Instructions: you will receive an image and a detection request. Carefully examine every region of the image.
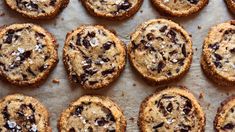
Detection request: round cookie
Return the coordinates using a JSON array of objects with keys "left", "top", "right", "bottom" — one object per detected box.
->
[
  {"left": 214, "top": 96, "right": 235, "bottom": 131},
  {"left": 151, "top": 0, "right": 208, "bottom": 17},
  {"left": 0, "top": 23, "right": 58, "bottom": 86},
  {"left": 58, "top": 95, "right": 126, "bottom": 132},
  {"left": 63, "top": 25, "right": 126, "bottom": 89},
  {"left": 201, "top": 21, "right": 235, "bottom": 86},
  {"left": 138, "top": 86, "right": 205, "bottom": 131},
  {"left": 0, "top": 94, "right": 51, "bottom": 132},
  {"left": 128, "top": 19, "right": 193, "bottom": 85},
  {"left": 80, "top": 0, "right": 143, "bottom": 20},
  {"left": 5, "top": 0, "right": 69, "bottom": 19},
  {"left": 225, "top": 0, "right": 235, "bottom": 14}
]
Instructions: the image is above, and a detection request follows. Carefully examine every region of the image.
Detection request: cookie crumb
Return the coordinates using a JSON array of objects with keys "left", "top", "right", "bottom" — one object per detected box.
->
[
  {"left": 189, "top": 34, "right": 192, "bottom": 37},
  {"left": 140, "top": 10, "right": 143, "bottom": 13},
  {"left": 199, "top": 92, "right": 204, "bottom": 99},
  {"left": 121, "top": 91, "right": 125, "bottom": 97},
  {"left": 133, "top": 83, "right": 136, "bottom": 87},
  {"left": 129, "top": 117, "right": 135, "bottom": 122},
  {"left": 197, "top": 26, "right": 202, "bottom": 30},
  {"left": 195, "top": 48, "right": 198, "bottom": 51},
  {"left": 52, "top": 79, "right": 60, "bottom": 84}
]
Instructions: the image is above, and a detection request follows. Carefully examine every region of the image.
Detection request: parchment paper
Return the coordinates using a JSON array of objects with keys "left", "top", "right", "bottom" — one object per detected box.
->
[{"left": 0, "top": 0, "right": 234, "bottom": 131}]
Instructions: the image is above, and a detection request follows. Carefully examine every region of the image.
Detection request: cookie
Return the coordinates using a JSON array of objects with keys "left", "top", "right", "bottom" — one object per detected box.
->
[
  {"left": 0, "top": 94, "right": 51, "bottom": 132},
  {"left": 225, "top": 0, "right": 235, "bottom": 14},
  {"left": 128, "top": 19, "right": 193, "bottom": 85},
  {"left": 151, "top": 0, "right": 208, "bottom": 17},
  {"left": 5, "top": 0, "right": 69, "bottom": 19},
  {"left": 201, "top": 21, "right": 235, "bottom": 86},
  {"left": 80, "top": 0, "right": 143, "bottom": 20},
  {"left": 0, "top": 23, "right": 58, "bottom": 86},
  {"left": 214, "top": 96, "right": 235, "bottom": 131},
  {"left": 58, "top": 95, "right": 126, "bottom": 132},
  {"left": 63, "top": 25, "right": 126, "bottom": 89},
  {"left": 138, "top": 86, "right": 205, "bottom": 131}
]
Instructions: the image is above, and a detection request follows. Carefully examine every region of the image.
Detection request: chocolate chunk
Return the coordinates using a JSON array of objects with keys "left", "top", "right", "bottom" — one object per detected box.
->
[
  {"left": 167, "top": 29, "right": 177, "bottom": 43},
  {"left": 131, "top": 41, "right": 139, "bottom": 50},
  {"left": 182, "top": 44, "right": 187, "bottom": 57},
  {"left": 71, "top": 74, "right": 79, "bottom": 83},
  {"left": 103, "top": 41, "right": 114, "bottom": 50},
  {"left": 179, "top": 124, "right": 191, "bottom": 132},
  {"left": 153, "top": 122, "right": 164, "bottom": 129},
  {"left": 107, "top": 130, "right": 115, "bottom": 132},
  {"left": 107, "top": 112, "right": 116, "bottom": 122},
  {"left": 166, "top": 102, "right": 173, "bottom": 113},
  {"left": 69, "top": 128, "right": 76, "bottom": 132},
  {"left": 183, "top": 100, "right": 192, "bottom": 115},
  {"left": 157, "top": 61, "right": 165, "bottom": 73},
  {"left": 76, "top": 34, "right": 82, "bottom": 46},
  {"left": 230, "top": 48, "right": 235, "bottom": 53},
  {"left": 27, "top": 68, "right": 36, "bottom": 76},
  {"left": 214, "top": 61, "right": 223, "bottom": 68},
  {"left": 95, "top": 117, "right": 108, "bottom": 126},
  {"left": 82, "top": 39, "right": 91, "bottom": 49},
  {"left": 188, "top": 0, "right": 199, "bottom": 4},
  {"left": 223, "top": 123, "right": 235, "bottom": 130},
  {"left": 28, "top": 1, "right": 39, "bottom": 10},
  {"left": 87, "top": 127, "right": 93, "bottom": 132},
  {"left": 102, "top": 68, "right": 115, "bottom": 76},
  {"left": 74, "top": 105, "right": 84, "bottom": 115},
  {"left": 159, "top": 26, "right": 167, "bottom": 32},
  {"left": 39, "top": 64, "right": 48, "bottom": 72},
  {"left": 50, "top": 0, "right": 57, "bottom": 6},
  {"left": 88, "top": 31, "right": 96, "bottom": 38},
  {"left": 89, "top": 81, "right": 98, "bottom": 85},
  {"left": 214, "top": 53, "right": 223, "bottom": 61},
  {"left": 35, "top": 32, "right": 45, "bottom": 38},
  {"left": 4, "top": 29, "right": 15, "bottom": 44},
  {"left": 28, "top": 115, "right": 36, "bottom": 124},
  {"left": 117, "top": 1, "right": 132, "bottom": 11},
  {"left": 209, "top": 42, "right": 219, "bottom": 51},
  {"left": 2, "top": 106, "right": 10, "bottom": 120},
  {"left": 20, "top": 51, "right": 32, "bottom": 62},
  {"left": 147, "top": 33, "right": 155, "bottom": 41}
]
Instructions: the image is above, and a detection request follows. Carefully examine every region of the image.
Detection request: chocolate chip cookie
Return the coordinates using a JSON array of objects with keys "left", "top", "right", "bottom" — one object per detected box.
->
[
  {"left": 128, "top": 19, "right": 193, "bottom": 85},
  {"left": 63, "top": 25, "right": 126, "bottom": 89},
  {"left": 201, "top": 21, "right": 235, "bottom": 86},
  {"left": 225, "top": 0, "right": 235, "bottom": 14},
  {"left": 0, "top": 23, "right": 58, "bottom": 86},
  {"left": 214, "top": 96, "right": 235, "bottom": 131},
  {"left": 0, "top": 94, "right": 51, "bottom": 132},
  {"left": 151, "top": 0, "right": 208, "bottom": 17},
  {"left": 138, "top": 86, "right": 205, "bottom": 132},
  {"left": 58, "top": 95, "right": 126, "bottom": 132},
  {"left": 5, "top": 0, "right": 69, "bottom": 19},
  {"left": 80, "top": 0, "right": 143, "bottom": 20}
]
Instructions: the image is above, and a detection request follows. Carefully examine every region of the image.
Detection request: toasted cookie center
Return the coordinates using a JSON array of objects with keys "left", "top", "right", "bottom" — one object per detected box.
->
[
  {"left": 86, "top": 0, "right": 138, "bottom": 15},
  {"left": 66, "top": 27, "right": 124, "bottom": 86},
  {"left": 130, "top": 23, "right": 189, "bottom": 80},
  {"left": 145, "top": 94, "right": 201, "bottom": 131},
  {"left": 208, "top": 29, "right": 235, "bottom": 79},
  {"left": 7, "top": 0, "right": 59, "bottom": 14},
  {"left": 0, "top": 26, "right": 53, "bottom": 81},
  {"left": 0, "top": 100, "right": 47, "bottom": 131},
  {"left": 160, "top": 0, "right": 199, "bottom": 11},
  {"left": 66, "top": 102, "right": 116, "bottom": 131}
]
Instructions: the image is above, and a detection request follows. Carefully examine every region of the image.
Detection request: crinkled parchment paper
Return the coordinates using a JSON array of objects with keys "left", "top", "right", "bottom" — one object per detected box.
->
[{"left": 0, "top": 0, "right": 234, "bottom": 131}]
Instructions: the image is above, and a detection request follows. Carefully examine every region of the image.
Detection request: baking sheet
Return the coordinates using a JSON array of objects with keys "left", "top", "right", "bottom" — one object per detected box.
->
[{"left": 0, "top": 0, "right": 234, "bottom": 131}]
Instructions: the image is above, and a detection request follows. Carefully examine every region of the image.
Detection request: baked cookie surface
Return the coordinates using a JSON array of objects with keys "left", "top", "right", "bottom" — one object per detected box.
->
[
  {"left": 63, "top": 25, "right": 126, "bottom": 89},
  {"left": 128, "top": 19, "right": 193, "bottom": 85},
  {"left": 0, "top": 94, "right": 51, "bottom": 132},
  {"left": 151, "top": 0, "right": 208, "bottom": 17},
  {"left": 58, "top": 95, "right": 126, "bottom": 132},
  {"left": 225, "top": 0, "right": 235, "bottom": 14},
  {"left": 5, "top": 0, "right": 69, "bottom": 19},
  {"left": 201, "top": 21, "right": 235, "bottom": 86},
  {"left": 0, "top": 23, "right": 58, "bottom": 86},
  {"left": 214, "top": 96, "right": 235, "bottom": 131},
  {"left": 81, "top": 0, "right": 143, "bottom": 20},
  {"left": 139, "top": 86, "right": 205, "bottom": 132}
]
